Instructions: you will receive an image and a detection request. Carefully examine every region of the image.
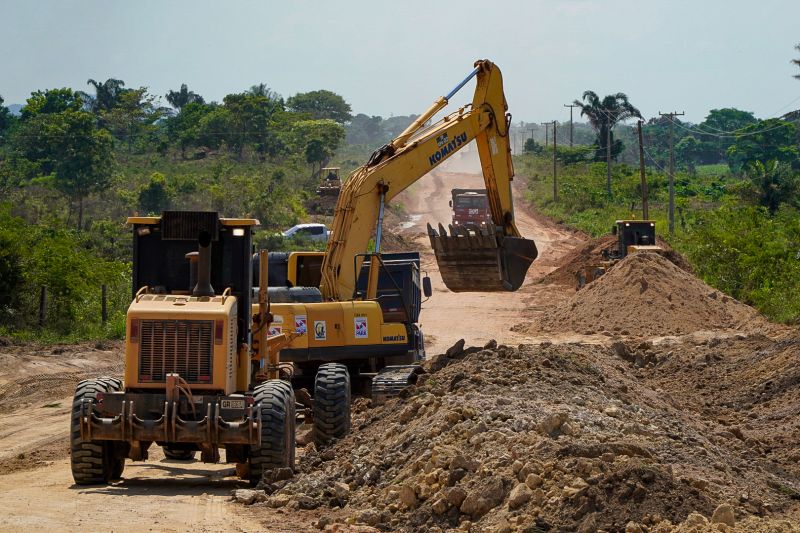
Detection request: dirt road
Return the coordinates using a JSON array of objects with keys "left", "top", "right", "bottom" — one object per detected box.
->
[
  {"left": 0, "top": 146, "right": 588, "bottom": 532},
  {"left": 393, "top": 144, "right": 586, "bottom": 353}
]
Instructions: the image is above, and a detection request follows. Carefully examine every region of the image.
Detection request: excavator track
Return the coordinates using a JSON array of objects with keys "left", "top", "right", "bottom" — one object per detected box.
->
[{"left": 371, "top": 365, "right": 425, "bottom": 405}]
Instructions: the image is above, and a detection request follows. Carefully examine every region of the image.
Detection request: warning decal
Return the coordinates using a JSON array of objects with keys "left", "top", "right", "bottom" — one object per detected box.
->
[
  {"left": 354, "top": 316, "right": 368, "bottom": 339},
  {"left": 295, "top": 315, "right": 307, "bottom": 335},
  {"left": 314, "top": 320, "right": 327, "bottom": 341}
]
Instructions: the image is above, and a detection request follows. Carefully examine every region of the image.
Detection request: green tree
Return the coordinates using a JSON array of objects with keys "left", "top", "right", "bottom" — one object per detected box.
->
[
  {"left": 793, "top": 43, "right": 800, "bottom": 80},
  {"left": 221, "top": 91, "right": 286, "bottom": 158},
  {"left": 675, "top": 135, "right": 703, "bottom": 174},
  {"left": 81, "top": 78, "right": 128, "bottom": 113},
  {"left": 0, "top": 213, "right": 23, "bottom": 323},
  {"left": 138, "top": 172, "right": 173, "bottom": 214},
  {"left": 15, "top": 90, "right": 114, "bottom": 229},
  {"left": 743, "top": 160, "right": 799, "bottom": 214},
  {"left": 165, "top": 101, "right": 216, "bottom": 157},
  {"left": 287, "top": 90, "right": 352, "bottom": 123},
  {"left": 287, "top": 119, "right": 345, "bottom": 174},
  {"left": 346, "top": 113, "right": 384, "bottom": 145},
  {"left": 573, "top": 91, "right": 642, "bottom": 195},
  {"left": 695, "top": 108, "right": 759, "bottom": 163},
  {"left": 20, "top": 88, "right": 83, "bottom": 119},
  {"left": 165, "top": 83, "right": 205, "bottom": 110},
  {"left": 523, "top": 137, "right": 544, "bottom": 155},
  {"left": 0, "top": 95, "right": 14, "bottom": 143},
  {"left": 727, "top": 119, "right": 799, "bottom": 171},
  {"left": 100, "top": 87, "right": 165, "bottom": 152}
]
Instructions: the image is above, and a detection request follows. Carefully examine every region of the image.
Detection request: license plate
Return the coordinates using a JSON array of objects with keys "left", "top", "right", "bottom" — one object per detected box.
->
[{"left": 221, "top": 399, "right": 245, "bottom": 409}]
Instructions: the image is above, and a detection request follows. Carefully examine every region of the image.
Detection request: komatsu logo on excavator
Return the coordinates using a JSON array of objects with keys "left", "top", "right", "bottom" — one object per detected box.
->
[{"left": 429, "top": 132, "right": 468, "bottom": 166}]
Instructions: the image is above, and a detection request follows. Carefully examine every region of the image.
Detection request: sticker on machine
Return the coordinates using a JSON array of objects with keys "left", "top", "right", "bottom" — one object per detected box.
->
[
  {"left": 272, "top": 314, "right": 283, "bottom": 324},
  {"left": 354, "top": 316, "right": 368, "bottom": 338},
  {"left": 268, "top": 326, "right": 282, "bottom": 336},
  {"left": 314, "top": 320, "right": 327, "bottom": 341},
  {"left": 294, "top": 315, "right": 307, "bottom": 335}
]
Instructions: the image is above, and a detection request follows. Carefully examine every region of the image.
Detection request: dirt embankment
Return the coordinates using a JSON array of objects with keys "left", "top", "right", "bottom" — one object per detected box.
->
[
  {"left": 543, "top": 235, "right": 693, "bottom": 288},
  {"left": 517, "top": 252, "right": 768, "bottom": 339},
  {"left": 246, "top": 335, "right": 800, "bottom": 532}
]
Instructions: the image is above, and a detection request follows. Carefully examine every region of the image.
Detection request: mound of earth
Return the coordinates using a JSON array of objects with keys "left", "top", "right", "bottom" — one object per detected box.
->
[
  {"left": 544, "top": 235, "right": 692, "bottom": 287},
  {"left": 251, "top": 339, "right": 800, "bottom": 531},
  {"left": 520, "top": 252, "right": 763, "bottom": 338}
]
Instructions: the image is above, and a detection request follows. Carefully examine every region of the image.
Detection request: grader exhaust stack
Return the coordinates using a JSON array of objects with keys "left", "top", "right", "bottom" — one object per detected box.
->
[{"left": 428, "top": 223, "right": 538, "bottom": 292}]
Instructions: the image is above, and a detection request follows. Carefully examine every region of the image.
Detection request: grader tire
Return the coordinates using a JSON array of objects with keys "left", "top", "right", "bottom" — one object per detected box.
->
[
  {"left": 248, "top": 380, "right": 295, "bottom": 485},
  {"left": 313, "top": 363, "right": 351, "bottom": 446},
  {"left": 70, "top": 377, "right": 122, "bottom": 485}
]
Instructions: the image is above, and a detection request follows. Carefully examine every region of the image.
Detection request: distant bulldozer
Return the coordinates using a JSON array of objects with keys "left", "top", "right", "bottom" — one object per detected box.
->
[
  {"left": 310, "top": 167, "right": 342, "bottom": 215},
  {"left": 576, "top": 220, "right": 663, "bottom": 288}
]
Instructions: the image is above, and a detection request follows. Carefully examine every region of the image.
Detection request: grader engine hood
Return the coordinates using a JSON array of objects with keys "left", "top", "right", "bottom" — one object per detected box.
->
[{"left": 125, "top": 294, "right": 237, "bottom": 391}]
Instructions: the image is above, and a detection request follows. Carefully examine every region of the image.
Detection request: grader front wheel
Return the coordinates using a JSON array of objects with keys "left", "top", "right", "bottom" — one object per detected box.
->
[{"left": 70, "top": 377, "right": 123, "bottom": 485}]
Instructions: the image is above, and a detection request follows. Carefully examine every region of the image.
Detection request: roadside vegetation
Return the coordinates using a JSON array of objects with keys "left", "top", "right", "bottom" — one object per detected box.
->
[
  {"left": 518, "top": 95, "right": 800, "bottom": 323},
  {"left": 0, "top": 80, "right": 410, "bottom": 342}
]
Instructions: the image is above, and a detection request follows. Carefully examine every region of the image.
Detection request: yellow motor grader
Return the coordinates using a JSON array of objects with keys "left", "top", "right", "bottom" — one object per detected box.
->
[{"left": 70, "top": 211, "right": 319, "bottom": 485}]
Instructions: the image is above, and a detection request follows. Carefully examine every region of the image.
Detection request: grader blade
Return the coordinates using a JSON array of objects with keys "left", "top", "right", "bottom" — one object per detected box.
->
[{"left": 427, "top": 223, "right": 537, "bottom": 292}]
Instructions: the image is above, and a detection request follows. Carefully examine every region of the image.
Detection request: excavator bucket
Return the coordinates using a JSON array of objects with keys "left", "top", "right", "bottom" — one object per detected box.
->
[{"left": 427, "top": 223, "right": 537, "bottom": 292}]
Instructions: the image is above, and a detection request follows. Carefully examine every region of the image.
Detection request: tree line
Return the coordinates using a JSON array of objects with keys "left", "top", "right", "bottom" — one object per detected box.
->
[{"left": 0, "top": 80, "right": 353, "bottom": 229}]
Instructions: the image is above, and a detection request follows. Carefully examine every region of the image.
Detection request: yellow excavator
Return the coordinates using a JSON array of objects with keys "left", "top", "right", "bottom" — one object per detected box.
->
[{"left": 260, "top": 59, "right": 538, "bottom": 410}]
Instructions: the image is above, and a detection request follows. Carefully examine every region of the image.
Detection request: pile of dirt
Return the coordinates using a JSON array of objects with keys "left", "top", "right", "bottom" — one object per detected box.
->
[
  {"left": 520, "top": 253, "right": 764, "bottom": 338},
  {"left": 249, "top": 339, "right": 800, "bottom": 531},
  {"left": 544, "top": 235, "right": 693, "bottom": 288}
]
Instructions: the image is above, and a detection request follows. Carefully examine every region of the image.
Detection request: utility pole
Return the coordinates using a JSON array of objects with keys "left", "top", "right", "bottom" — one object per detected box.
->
[
  {"left": 563, "top": 104, "right": 578, "bottom": 147},
  {"left": 637, "top": 120, "right": 648, "bottom": 220},
  {"left": 552, "top": 120, "right": 558, "bottom": 202},
  {"left": 659, "top": 111, "right": 685, "bottom": 234},
  {"left": 540, "top": 122, "right": 550, "bottom": 147},
  {"left": 606, "top": 125, "right": 612, "bottom": 197}
]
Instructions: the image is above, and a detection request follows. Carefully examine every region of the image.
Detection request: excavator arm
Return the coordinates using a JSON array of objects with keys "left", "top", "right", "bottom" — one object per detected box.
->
[{"left": 320, "top": 60, "right": 537, "bottom": 301}]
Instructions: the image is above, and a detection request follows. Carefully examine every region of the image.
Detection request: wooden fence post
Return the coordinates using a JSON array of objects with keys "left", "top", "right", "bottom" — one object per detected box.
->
[
  {"left": 38, "top": 286, "right": 47, "bottom": 327},
  {"left": 101, "top": 284, "right": 108, "bottom": 324}
]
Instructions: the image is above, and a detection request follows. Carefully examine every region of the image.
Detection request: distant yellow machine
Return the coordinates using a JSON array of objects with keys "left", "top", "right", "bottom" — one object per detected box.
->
[{"left": 576, "top": 220, "right": 663, "bottom": 288}]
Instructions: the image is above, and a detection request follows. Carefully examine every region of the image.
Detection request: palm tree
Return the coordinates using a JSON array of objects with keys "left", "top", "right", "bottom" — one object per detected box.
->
[
  {"left": 165, "top": 83, "right": 205, "bottom": 110},
  {"left": 573, "top": 91, "right": 642, "bottom": 196},
  {"left": 79, "top": 78, "right": 127, "bottom": 114}
]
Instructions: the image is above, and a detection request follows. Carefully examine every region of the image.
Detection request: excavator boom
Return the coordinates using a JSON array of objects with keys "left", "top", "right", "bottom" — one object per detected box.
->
[{"left": 320, "top": 60, "right": 537, "bottom": 300}]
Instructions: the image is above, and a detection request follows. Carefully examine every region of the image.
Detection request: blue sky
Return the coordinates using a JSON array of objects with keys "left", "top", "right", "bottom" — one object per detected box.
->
[{"left": 2, "top": 0, "right": 799, "bottom": 123}]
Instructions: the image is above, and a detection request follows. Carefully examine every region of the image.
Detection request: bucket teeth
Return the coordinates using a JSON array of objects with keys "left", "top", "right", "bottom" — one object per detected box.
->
[{"left": 427, "top": 223, "right": 537, "bottom": 292}]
